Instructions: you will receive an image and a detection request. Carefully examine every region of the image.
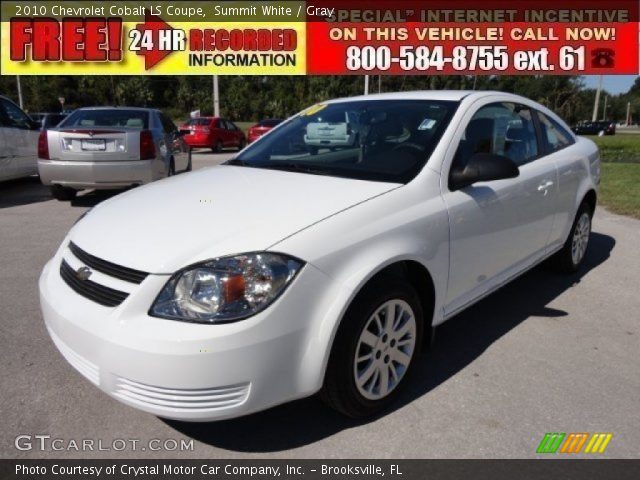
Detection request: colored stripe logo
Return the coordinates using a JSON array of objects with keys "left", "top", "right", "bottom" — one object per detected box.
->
[{"left": 537, "top": 433, "right": 613, "bottom": 454}]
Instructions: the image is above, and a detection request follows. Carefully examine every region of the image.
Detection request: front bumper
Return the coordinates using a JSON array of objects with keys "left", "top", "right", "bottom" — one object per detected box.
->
[
  {"left": 39, "top": 245, "right": 338, "bottom": 421},
  {"left": 38, "top": 159, "right": 164, "bottom": 189}
]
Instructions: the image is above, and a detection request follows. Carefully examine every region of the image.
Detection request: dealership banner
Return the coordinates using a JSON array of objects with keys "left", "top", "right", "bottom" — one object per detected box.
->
[{"left": 0, "top": 0, "right": 638, "bottom": 75}]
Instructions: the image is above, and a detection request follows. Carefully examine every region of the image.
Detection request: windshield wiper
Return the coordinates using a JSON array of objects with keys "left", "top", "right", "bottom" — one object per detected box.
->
[
  {"left": 258, "top": 162, "right": 332, "bottom": 176},
  {"left": 223, "top": 158, "right": 250, "bottom": 166}
]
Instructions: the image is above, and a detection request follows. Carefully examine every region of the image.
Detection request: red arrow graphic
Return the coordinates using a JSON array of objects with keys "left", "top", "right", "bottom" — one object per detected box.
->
[{"left": 133, "top": 14, "right": 175, "bottom": 70}]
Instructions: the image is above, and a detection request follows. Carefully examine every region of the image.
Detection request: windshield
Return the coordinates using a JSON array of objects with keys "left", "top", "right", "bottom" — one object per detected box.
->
[
  {"left": 61, "top": 109, "right": 149, "bottom": 129},
  {"left": 232, "top": 100, "right": 458, "bottom": 183}
]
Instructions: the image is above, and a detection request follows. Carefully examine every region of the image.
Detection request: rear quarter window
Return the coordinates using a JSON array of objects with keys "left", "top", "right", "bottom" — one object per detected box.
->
[{"left": 537, "top": 112, "right": 574, "bottom": 153}]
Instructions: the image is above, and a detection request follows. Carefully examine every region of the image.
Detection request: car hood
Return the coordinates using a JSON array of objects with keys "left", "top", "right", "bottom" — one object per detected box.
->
[{"left": 70, "top": 165, "right": 399, "bottom": 273}]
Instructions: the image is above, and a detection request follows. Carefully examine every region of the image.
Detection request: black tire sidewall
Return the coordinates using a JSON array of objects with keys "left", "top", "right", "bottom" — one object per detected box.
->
[
  {"left": 51, "top": 185, "right": 76, "bottom": 201},
  {"left": 555, "top": 202, "right": 592, "bottom": 273},
  {"left": 325, "top": 277, "right": 424, "bottom": 417}
]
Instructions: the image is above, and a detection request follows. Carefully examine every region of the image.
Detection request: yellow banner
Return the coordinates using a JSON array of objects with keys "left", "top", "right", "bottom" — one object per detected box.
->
[{"left": 0, "top": 1, "right": 306, "bottom": 75}]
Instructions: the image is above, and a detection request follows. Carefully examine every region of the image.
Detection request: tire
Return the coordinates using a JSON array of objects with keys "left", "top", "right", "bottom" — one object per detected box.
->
[
  {"left": 321, "top": 276, "right": 424, "bottom": 418},
  {"left": 50, "top": 185, "right": 77, "bottom": 201},
  {"left": 238, "top": 139, "right": 246, "bottom": 151},
  {"left": 551, "top": 202, "right": 592, "bottom": 273},
  {"left": 212, "top": 141, "right": 222, "bottom": 153}
]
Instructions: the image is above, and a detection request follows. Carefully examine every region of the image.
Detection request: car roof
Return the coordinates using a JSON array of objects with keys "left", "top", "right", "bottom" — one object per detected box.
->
[{"left": 324, "top": 90, "right": 527, "bottom": 104}]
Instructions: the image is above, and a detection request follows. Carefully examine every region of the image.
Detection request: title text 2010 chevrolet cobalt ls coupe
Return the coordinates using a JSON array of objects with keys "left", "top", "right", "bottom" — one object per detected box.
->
[{"left": 40, "top": 91, "right": 599, "bottom": 420}]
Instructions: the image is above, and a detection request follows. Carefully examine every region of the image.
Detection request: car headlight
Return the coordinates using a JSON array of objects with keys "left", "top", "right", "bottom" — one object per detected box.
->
[{"left": 149, "top": 252, "right": 304, "bottom": 324}]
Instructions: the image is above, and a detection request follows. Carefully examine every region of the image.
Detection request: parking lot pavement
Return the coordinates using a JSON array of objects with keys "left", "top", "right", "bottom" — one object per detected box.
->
[{"left": 1, "top": 153, "right": 639, "bottom": 459}]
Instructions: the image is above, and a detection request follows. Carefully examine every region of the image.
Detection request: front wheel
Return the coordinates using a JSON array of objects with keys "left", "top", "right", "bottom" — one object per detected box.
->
[
  {"left": 551, "top": 203, "right": 592, "bottom": 273},
  {"left": 321, "top": 277, "right": 423, "bottom": 418}
]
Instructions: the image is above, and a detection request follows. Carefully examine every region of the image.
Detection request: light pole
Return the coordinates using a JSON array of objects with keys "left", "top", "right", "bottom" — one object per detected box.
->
[
  {"left": 364, "top": 75, "right": 369, "bottom": 95},
  {"left": 212, "top": 75, "right": 220, "bottom": 117},
  {"left": 591, "top": 75, "right": 603, "bottom": 122},
  {"left": 16, "top": 76, "right": 23, "bottom": 109}
]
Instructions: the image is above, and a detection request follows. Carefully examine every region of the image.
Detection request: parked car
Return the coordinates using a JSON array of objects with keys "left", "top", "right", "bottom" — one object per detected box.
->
[
  {"left": 304, "top": 111, "right": 359, "bottom": 154},
  {"left": 572, "top": 121, "right": 616, "bottom": 136},
  {"left": 38, "top": 107, "right": 191, "bottom": 201},
  {"left": 180, "top": 117, "right": 246, "bottom": 152},
  {"left": 40, "top": 91, "right": 599, "bottom": 421},
  {"left": 0, "top": 95, "right": 40, "bottom": 182},
  {"left": 247, "top": 118, "right": 283, "bottom": 143},
  {"left": 29, "top": 112, "right": 69, "bottom": 130}
]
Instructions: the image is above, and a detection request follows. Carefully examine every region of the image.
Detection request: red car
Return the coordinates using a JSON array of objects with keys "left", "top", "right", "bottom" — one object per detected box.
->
[
  {"left": 247, "top": 118, "right": 283, "bottom": 143},
  {"left": 180, "top": 117, "right": 246, "bottom": 152}
]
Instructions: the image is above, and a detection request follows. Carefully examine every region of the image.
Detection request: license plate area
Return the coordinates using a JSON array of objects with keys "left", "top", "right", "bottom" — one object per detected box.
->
[{"left": 81, "top": 139, "right": 106, "bottom": 151}]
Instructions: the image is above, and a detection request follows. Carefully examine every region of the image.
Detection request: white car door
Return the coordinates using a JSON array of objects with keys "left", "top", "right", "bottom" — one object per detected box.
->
[
  {"left": 0, "top": 97, "right": 39, "bottom": 180},
  {"left": 442, "top": 101, "right": 558, "bottom": 317}
]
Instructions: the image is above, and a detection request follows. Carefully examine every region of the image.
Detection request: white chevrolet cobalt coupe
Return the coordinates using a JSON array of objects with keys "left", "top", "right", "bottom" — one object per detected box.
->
[{"left": 40, "top": 91, "right": 600, "bottom": 420}]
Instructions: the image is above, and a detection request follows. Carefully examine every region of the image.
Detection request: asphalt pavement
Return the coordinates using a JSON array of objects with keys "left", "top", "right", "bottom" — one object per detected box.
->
[{"left": 1, "top": 150, "right": 639, "bottom": 458}]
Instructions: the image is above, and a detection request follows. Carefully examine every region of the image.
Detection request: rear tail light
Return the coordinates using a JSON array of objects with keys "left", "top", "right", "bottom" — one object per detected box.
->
[
  {"left": 139, "top": 130, "right": 156, "bottom": 160},
  {"left": 38, "top": 130, "right": 49, "bottom": 159}
]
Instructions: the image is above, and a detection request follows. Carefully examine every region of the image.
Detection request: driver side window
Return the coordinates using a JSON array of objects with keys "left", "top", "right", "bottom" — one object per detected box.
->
[
  {"left": 453, "top": 102, "right": 539, "bottom": 170},
  {"left": 1, "top": 98, "right": 32, "bottom": 129}
]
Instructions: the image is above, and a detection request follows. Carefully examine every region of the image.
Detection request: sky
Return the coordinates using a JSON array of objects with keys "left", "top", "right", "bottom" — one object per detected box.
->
[{"left": 583, "top": 75, "right": 638, "bottom": 94}]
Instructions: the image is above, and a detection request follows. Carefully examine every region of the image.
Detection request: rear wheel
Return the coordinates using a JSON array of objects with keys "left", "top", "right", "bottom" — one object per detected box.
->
[
  {"left": 212, "top": 141, "right": 222, "bottom": 153},
  {"left": 238, "top": 139, "right": 246, "bottom": 151},
  {"left": 50, "top": 185, "right": 77, "bottom": 201},
  {"left": 321, "top": 277, "right": 423, "bottom": 418},
  {"left": 551, "top": 202, "right": 592, "bottom": 273}
]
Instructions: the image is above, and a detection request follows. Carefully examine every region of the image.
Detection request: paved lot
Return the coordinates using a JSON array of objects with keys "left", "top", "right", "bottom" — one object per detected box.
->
[{"left": 1, "top": 151, "right": 639, "bottom": 459}]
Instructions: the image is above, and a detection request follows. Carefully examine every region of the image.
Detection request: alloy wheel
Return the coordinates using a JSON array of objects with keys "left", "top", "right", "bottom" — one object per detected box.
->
[
  {"left": 353, "top": 299, "right": 417, "bottom": 400},
  {"left": 571, "top": 212, "right": 591, "bottom": 266}
]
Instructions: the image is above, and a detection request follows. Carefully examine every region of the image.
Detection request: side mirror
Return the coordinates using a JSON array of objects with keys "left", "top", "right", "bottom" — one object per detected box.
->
[{"left": 450, "top": 153, "right": 519, "bottom": 191}]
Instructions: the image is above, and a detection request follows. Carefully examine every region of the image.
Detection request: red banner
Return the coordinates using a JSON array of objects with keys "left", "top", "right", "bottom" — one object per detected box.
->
[{"left": 306, "top": 0, "right": 639, "bottom": 74}]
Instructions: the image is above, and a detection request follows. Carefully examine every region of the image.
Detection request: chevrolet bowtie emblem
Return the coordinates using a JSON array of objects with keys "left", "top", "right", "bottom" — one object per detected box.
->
[{"left": 76, "top": 266, "right": 92, "bottom": 281}]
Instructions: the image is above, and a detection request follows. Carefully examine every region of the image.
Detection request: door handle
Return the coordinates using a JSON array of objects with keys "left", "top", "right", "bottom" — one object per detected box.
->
[{"left": 537, "top": 181, "right": 554, "bottom": 191}]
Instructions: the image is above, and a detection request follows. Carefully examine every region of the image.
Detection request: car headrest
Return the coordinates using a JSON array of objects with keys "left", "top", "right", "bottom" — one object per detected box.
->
[
  {"left": 506, "top": 125, "right": 527, "bottom": 141},
  {"left": 465, "top": 118, "right": 494, "bottom": 153}
]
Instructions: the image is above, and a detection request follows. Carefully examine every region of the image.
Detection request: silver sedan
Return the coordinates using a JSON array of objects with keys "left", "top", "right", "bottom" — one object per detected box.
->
[{"left": 38, "top": 107, "right": 191, "bottom": 201}]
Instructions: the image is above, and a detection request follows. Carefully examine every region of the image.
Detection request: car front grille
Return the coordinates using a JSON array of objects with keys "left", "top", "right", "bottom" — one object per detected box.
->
[
  {"left": 69, "top": 241, "right": 149, "bottom": 284},
  {"left": 60, "top": 259, "right": 129, "bottom": 307}
]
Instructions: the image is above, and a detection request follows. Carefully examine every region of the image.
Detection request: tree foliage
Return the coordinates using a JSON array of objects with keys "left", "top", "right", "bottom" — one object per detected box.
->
[{"left": 1, "top": 75, "right": 638, "bottom": 124}]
